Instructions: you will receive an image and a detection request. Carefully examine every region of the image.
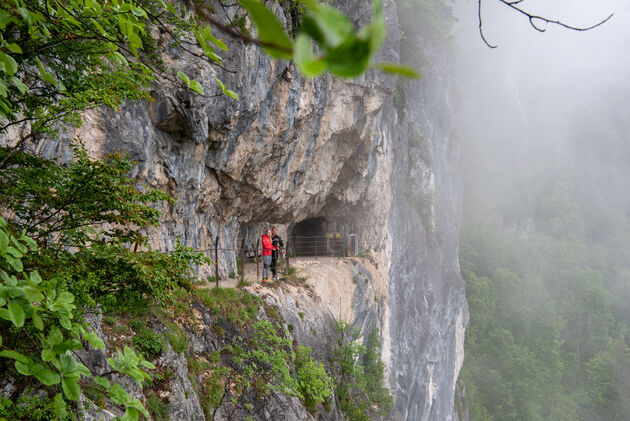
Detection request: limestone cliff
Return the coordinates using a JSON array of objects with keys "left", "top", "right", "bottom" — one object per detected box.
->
[{"left": 0, "top": 0, "right": 467, "bottom": 420}]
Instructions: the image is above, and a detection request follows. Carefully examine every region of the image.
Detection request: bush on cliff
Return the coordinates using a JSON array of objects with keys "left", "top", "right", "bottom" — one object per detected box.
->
[
  {"left": 331, "top": 321, "right": 394, "bottom": 420},
  {"left": 0, "top": 144, "right": 209, "bottom": 311}
]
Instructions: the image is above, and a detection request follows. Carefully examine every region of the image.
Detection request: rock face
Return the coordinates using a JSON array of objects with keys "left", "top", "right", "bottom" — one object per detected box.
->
[{"left": 0, "top": 1, "right": 467, "bottom": 419}]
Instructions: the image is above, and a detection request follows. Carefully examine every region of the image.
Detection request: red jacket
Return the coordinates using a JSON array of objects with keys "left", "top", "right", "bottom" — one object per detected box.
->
[{"left": 262, "top": 234, "right": 275, "bottom": 256}]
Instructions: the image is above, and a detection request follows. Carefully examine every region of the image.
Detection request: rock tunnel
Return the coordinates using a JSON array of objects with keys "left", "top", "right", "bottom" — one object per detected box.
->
[{"left": 289, "top": 217, "right": 348, "bottom": 257}]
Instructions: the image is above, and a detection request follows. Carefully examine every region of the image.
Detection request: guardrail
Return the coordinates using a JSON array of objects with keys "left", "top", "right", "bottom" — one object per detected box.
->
[{"left": 140, "top": 233, "right": 356, "bottom": 285}]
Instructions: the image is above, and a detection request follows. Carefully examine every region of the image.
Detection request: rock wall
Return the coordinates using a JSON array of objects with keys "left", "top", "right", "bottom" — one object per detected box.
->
[{"left": 0, "top": 1, "right": 467, "bottom": 419}]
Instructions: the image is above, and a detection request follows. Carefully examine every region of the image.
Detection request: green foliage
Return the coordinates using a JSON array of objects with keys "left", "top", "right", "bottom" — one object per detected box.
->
[
  {"left": 0, "top": 145, "right": 209, "bottom": 312},
  {"left": 197, "top": 287, "right": 261, "bottom": 325},
  {"left": 240, "top": 0, "right": 416, "bottom": 79},
  {"left": 331, "top": 321, "right": 393, "bottom": 420},
  {"left": 0, "top": 0, "right": 236, "bottom": 132},
  {"left": 0, "top": 144, "right": 167, "bottom": 252},
  {"left": 146, "top": 393, "right": 170, "bottom": 421},
  {"left": 0, "top": 0, "right": 413, "bottom": 139},
  {"left": 0, "top": 392, "right": 67, "bottom": 421},
  {"left": 164, "top": 328, "right": 188, "bottom": 353},
  {"left": 132, "top": 328, "right": 167, "bottom": 359},
  {"left": 295, "top": 345, "right": 334, "bottom": 413},
  {"left": 460, "top": 171, "right": 630, "bottom": 421},
  {"left": 0, "top": 218, "right": 153, "bottom": 420}
]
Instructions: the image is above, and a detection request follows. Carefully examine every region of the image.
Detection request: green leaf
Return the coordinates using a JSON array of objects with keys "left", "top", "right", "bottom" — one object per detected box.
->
[
  {"left": 5, "top": 246, "right": 23, "bottom": 258},
  {"left": 239, "top": 0, "right": 292, "bottom": 59},
  {"left": 0, "top": 51, "right": 18, "bottom": 76},
  {"left": 122, "top": 406, "right": 140, "bottom": 421},
  {"left": 20, "top": 235, "right": 37, "bottom": 251},
  {"left": 62, "top": 376, "right": 81, "bottom": 400},
  {"left": 15, "top": 360, "right": 32, "bottom": 376},
  {"left": 294, "top": 34, "right": 326, "bottom": 79},
  {"left": 32, "top": 312, "right": 44, "bottom": 330},
  {"left": 215, "top": 77, "right": 226, "bottom": 91},
  {"left": 360, "top": 0, "right": 386, "bottom": 53},
  {"left": 0, "top": 230, "right": 8, "bottom": 249},
  {"left": 177, "top": 71, "right": 190, "bottom": 85},
  {"left": 0, "top": 333, "right": 2, "bottom": 347},
  {"left": 112, "top": 51, "right": 129, "bottom": 66},
  {"left": 10, "top": 236, "right": 27, "bottom": 254},
  {"left": 94, "top": 376, "right": 111, "bottom": 389},
  {"left": 6, "top": 255, "right": 23, "bottom": 272},
  {"left": 110, "top": 383, "right": 129, "bottom": 405},
  {"left": 373, "top": 62, "right": 421, "bottom": 78},
  {"left": 188, "top": 80, "right": 204, "bottom": 95},
  {"left": 42, "top": 347, "right": 56, "bottom": 362},
  {"left": 324, "top": 38, "right": 371, "bottom": 78},
  {"left": 32, "top": 363, "right": 61, "bottom": 385},
  {"left": 53, "top": 393, "right": 67, "bottom": 419},
  {"left": 29, "top": 271, "right": 43, "bottom": 286},
  {"left": 0, "top": 308, "right": 9, "bottom": 321},
  {"left": 56, "top": 292, "right": 74, "bottom": 305},
  {"left": 5, "top": 43, "right": 22, "bottom": 54},
  {"left": 301, "top": 0, "right": 354, "bottom": 49},
  {"left": 202, "top": 26, "right": 228, "bottom": 51},
  {"left": 0, "top": 78, "right": 7, "bottom": 97},
  {"left": 48, "top": 326, "right": 64, "bottom": 346},
  {"left": 215, "top": 78, "right": 239, "bottom": 99},
  {"left": 36, "top": 57, "right": 57, "bottom": 86},
  {"left": 84, "top": 332, "right": 106, "bottom": 350},
  {"left": 7, "top": 300, "right": 25, "bottom": 327},
  {"left": 225, "top": 89, "right": 239, "bottom": 100},
  {"left": 25, "top": 287, "right": 44, "bottom": 303},
  {"left": 139, "top": 360, "right": 155, "bottom": 369}
]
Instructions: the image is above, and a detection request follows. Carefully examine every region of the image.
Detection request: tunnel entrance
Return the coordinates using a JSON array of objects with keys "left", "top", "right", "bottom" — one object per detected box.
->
[{"left": 289, "top": 217, "right": 347, "bottom": 257}]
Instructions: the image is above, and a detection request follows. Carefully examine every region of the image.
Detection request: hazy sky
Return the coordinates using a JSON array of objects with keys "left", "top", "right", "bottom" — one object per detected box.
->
[
  {"left": 453, "top": 0, "right": 630, "bottom": 115},
  {"left": 451, "top": 0, "right": 630, "bottom": 214}
]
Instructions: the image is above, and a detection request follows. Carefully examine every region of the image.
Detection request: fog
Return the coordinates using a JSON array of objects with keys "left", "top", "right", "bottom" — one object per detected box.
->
[
  {"left": 451, "top": 1, "right": 630, "bottom": 419},
  {"left": 453, "top": 0, "right": 630, "bottom": 215}
]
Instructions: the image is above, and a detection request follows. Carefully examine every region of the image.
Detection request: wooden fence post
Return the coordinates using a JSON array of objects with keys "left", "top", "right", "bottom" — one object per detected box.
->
[
  {"left": 240, "top": 239, "right": 245, "bottom": 283},
  {"left": 215, "top": 236, "right": 219, "bottom": 288},
  {"left": 256, "top": 239, "right": 260, "bottom": 282},
  {"left": 285, "top": 240, "right": 290, "bottom": 277}
]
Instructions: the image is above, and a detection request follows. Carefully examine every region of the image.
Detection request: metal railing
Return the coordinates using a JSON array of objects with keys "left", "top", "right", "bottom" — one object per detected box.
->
[{"left": 138, "top": 233, "right": 355, "bottom": 284}]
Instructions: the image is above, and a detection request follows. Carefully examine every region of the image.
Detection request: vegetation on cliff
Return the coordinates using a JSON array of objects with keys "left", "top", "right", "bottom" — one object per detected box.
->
[{"left": 0, "top": 142, "right": 393, "bottom": 420}]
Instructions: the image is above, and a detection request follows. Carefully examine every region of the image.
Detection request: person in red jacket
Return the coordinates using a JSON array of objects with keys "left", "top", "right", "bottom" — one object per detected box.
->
[{"left": 261, "top": 228, "right": 275, "bottom": 282}]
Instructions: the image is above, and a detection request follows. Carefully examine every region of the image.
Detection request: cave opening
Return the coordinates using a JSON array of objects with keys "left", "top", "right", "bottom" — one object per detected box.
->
[
  {"left": 289, "top": 217, "right": 349, "bottom": 256},
  {"left": 290, "top": 217, "right": 327, "bottom": 256}
]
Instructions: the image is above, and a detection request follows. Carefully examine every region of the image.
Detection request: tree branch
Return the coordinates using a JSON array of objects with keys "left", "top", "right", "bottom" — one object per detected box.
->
[{"left": 478, "top": 0, "right": 614, "bottom": 48}]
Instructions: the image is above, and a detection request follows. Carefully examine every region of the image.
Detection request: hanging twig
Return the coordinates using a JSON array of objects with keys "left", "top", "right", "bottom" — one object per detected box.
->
[{"left": 478, "top": 0, "right": 614, "bottom": 48}]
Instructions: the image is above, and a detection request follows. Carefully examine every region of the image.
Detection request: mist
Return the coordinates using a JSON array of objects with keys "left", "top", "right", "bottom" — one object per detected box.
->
[{"left": 451, "top": 1, "right": 630, "bottom": 419}]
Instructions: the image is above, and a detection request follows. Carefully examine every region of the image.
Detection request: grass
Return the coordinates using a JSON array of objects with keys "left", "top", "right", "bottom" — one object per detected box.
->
[
  {"left": 197, "top": 287, "right": 262, "bottom": 325},
  {"left": 147, "top": 394, "right": 170, "bottom": 421}
]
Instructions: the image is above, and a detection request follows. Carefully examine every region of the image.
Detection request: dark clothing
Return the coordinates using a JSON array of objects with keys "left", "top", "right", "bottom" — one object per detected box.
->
[{"left": 271, "top": 234, "right": 283, "bottom": 277}]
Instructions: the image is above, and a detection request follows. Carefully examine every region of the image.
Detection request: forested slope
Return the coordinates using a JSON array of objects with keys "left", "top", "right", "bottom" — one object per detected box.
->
[{"left": 458, "top": 87, "right": 630, "bottom": 421}]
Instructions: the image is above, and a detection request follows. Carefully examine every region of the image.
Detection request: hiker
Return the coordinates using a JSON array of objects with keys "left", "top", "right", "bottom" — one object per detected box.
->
[
  {"left": 261, "top": 228, "right": 275, "bottom": 282},
  {"left": 271, "top": 226, "right": 284, "bottom": 280}
]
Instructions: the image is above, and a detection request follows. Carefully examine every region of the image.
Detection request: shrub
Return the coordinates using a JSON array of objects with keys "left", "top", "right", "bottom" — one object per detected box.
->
[
  {"left": 0, "top": 393, "right": 66, "bottom": 421},
  {"left": 197, "top": 287, "right": 261, "bottom": 325},
  {"left": 331, "top": 322, "right": 394, "bottom": 420},
  {"left": 133, "top": 329, "right": 167, "bottom": 358},
  {"left": 0, "top": 218, "right": 154, "bottom": 419},
  {"left": 146, "top": 394, "right": 170, "bottom": 421},
  {"left": 0, "top": 145, "right": 210, "bottom": 312},
  {"left": 295, "top": 346, "right": 334, "bottom": 413}
]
